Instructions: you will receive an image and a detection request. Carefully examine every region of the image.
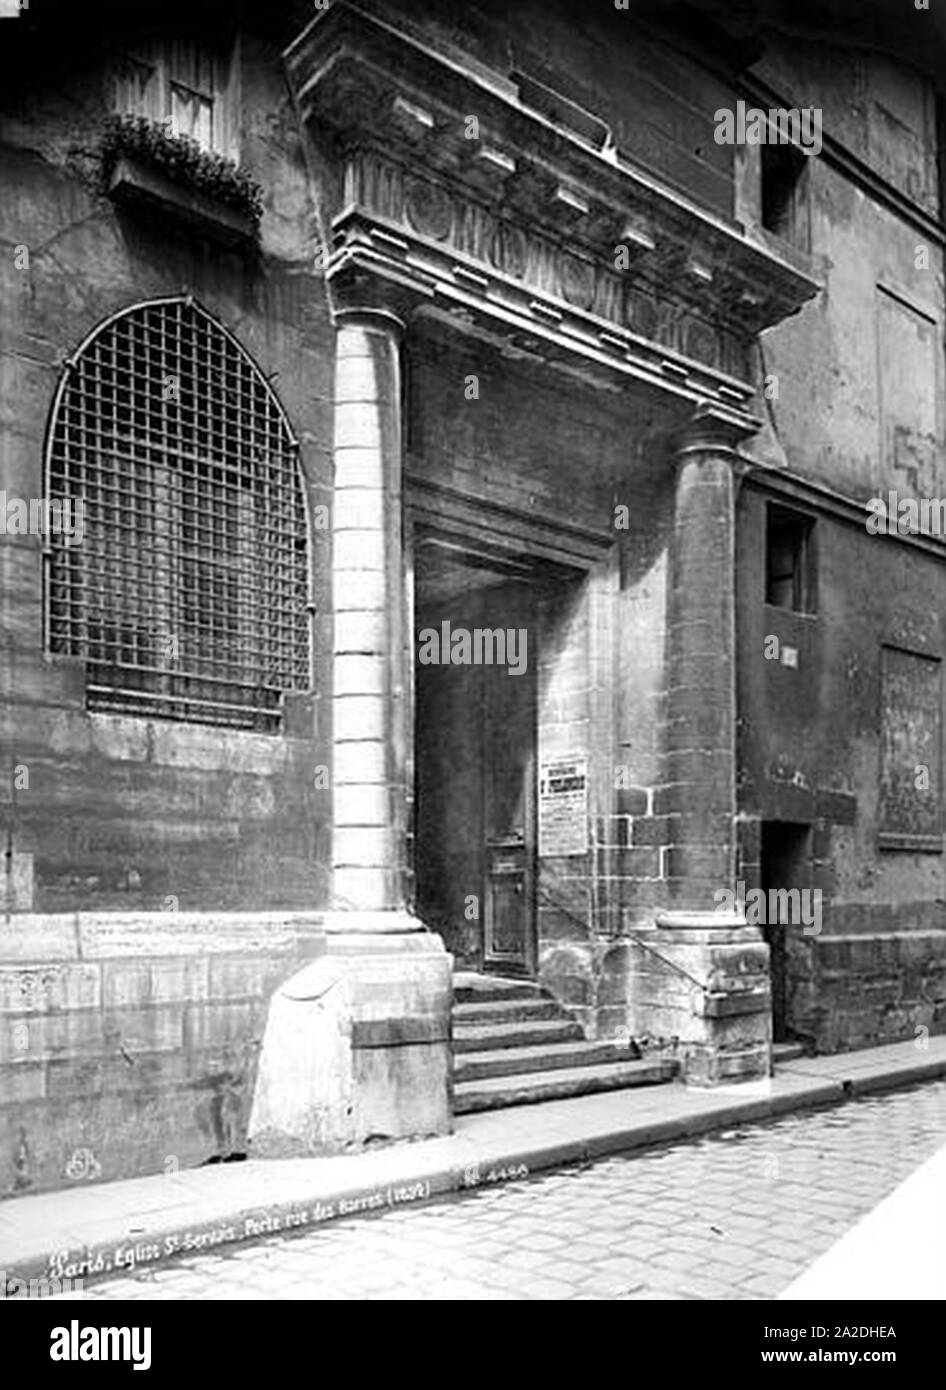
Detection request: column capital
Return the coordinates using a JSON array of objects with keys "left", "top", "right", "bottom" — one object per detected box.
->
[
  {"left": 671, "top": 401, "right": 759, "bottom": 462},
  {"left": 332, "top": 304, "right": 406, "bottom": 338}
]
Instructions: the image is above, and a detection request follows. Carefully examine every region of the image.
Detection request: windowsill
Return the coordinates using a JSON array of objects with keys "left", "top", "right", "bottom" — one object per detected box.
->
[
  {"left": 762, "top": 602, "right": 819, "bottom": 619},
  {"left": 107, "top": 155, "right": 258, "bottom": 248}
]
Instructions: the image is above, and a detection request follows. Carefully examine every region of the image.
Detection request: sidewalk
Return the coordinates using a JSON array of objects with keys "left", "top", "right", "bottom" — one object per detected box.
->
[{"left": 3, "top": 1035, "right": 946, "bottom": 1289}]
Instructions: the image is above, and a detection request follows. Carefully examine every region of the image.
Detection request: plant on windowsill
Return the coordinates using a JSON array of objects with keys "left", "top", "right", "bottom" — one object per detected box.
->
[{"left": 101, "top": 114, "right": 264, "bottom": 245}]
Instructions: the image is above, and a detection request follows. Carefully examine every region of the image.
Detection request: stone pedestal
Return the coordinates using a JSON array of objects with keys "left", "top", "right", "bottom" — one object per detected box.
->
[
  {"left": 248, "top": 926, "right": 451, "bottom": 1155},
  {"left": 632, "top": 911, "right": 771, "bottom": 1084}
]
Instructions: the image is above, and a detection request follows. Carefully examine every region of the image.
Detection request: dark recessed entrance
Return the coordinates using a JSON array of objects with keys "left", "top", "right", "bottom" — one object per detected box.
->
[
  {"left": 759, "top": 819, "right": 812, "bottom": 1042},
  {"left": 411, "top": 531, "right": 580, "bottom": 977}
]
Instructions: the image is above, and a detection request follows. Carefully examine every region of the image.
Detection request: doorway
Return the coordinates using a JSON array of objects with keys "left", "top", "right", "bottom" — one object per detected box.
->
[
  {"left": 412, "top": 532, "right": 577, "bottom": 976},
  {"left": 759, "top": 820, "right": 811, "bottom": 1042}
]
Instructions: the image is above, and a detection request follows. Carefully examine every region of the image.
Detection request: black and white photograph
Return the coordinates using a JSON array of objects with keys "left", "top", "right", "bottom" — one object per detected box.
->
[{"left": 0, "top": 0, "right": 943, "bottom": 1354}]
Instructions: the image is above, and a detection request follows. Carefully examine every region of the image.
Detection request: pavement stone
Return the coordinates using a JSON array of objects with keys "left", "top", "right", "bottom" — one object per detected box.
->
[{"left": 30, "top": 1077, "right": 946, "bottom": 1302}]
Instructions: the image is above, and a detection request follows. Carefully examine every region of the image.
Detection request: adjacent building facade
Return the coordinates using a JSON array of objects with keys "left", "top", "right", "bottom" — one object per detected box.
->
[{"left": 1, "top": 0, "right": 945, "bottom": 1196}]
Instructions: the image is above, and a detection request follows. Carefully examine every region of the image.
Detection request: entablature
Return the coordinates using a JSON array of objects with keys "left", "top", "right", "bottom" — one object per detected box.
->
[{"left": 285, "top": 1, "right": 820, "bottom": 418}]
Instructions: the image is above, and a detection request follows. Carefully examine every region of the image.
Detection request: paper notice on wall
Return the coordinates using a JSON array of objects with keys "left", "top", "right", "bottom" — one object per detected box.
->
[{"left": 538, "top": 756, "right": 588, "bottom": 857}]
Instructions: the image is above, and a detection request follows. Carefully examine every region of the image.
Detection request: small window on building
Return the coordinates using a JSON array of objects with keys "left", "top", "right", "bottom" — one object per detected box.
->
[
  {"left": 761, "top": 142, "right": 810, "bottom": 249},
  {"left": 765, "top": 505, "right": 815, "bottom": 613},
  {"left": 46, "top": 298, "right": 310, "bottom": 732},
  {"left": 113, "top": 35, "right": 236, "bottom": 159}
]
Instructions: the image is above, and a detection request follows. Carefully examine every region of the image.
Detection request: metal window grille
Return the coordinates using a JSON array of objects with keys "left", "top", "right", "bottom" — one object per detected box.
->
[{"left": 46, "top": 298, "right": 311, "bottom": 732}]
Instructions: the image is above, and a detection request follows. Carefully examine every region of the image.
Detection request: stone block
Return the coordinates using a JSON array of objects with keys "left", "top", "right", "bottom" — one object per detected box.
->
[
  {"left": 0, "top": 963, "right": 100, "bottom": 1013},
  {"left": 352, "top": 1040, "right": 450, "bottom": 1141},
  {"left": 0, "top": 1062, "right": 45, "bottom": 1104},
  {"left": 617, "top": 846, "right": 661, "bottom": 879},
  {"left": 0, "top": 914, "right": 78, "bottom": 964},
  {"left": 103, "top": 1006, "right": 186, "bottom": 1057},
  {"left": 537, "top": 905, "right": 586, "bottom": 943},
  {"left": 615, "top": 785, "right": 649, "bottom": 816},
  {"left": 102, "top": 958, "right": 208, "bottom": 1009},
  {"left": 183, "top": 1001, "right": 263, "bottom": 1053},
  {"left": 207, "top": 954, "right": 294, "bottom": 1000},
  {"left": 632, "top": 815, "right": 675, "bottom": 846},
  {"left": 248, "top": 923, "right": 451, "bottom": 1156},
  {"left": 630, "top": 915, "right": 771, "bottom": 1084},
  {"left": 1, "top": 851, "right": 34, "bottom": 912},
  {"left": 88, "top": 713, "right": 150, "bottom": 762},
  {"left": 0, "top": 1010, "right": 105, "bottom": 1067},
  {"left": 814, "top": 789, "right": 857, "bottom": 824}
]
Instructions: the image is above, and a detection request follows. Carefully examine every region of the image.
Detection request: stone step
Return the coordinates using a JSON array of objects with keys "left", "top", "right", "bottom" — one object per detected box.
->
[
  {"left": 455, "top": 1038, "right": 640, "bottom": 1082},
  {"left": 453, "top": 1058, "right": 677, "bottom": 1114},
  {"left": 453, "top": 973, "right": 543, "bottom": 1005},
  {"left": 452, "top": 1017, "right": 585, "bottom": 1053},
  {"left": 772, "top": 1041, "right": 806, "bottom": 1064},
  {"left": 453, "top": 998, "right": 563, "bottom": 1026}
]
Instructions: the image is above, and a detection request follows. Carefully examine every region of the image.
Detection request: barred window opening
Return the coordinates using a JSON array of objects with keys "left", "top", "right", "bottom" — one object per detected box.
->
[{"left": 46, "top": 298, "right": 310, "bottom": 733}]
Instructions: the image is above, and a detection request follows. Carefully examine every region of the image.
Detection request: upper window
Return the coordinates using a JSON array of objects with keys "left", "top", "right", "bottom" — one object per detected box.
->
[
  {"left": 113, "top": 36, "right": 236, "bottom": 158},
  {"left": 46, "top": 298, "right": 310, "bottom": 732},
  {"left": 760, "top": 143, "right": 810, "bottom": 250},
  {"left": 765, "top": 504, "right": 816, "bottom": 614}
]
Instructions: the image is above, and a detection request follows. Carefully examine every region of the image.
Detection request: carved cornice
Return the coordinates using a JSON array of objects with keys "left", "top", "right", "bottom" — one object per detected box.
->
[
  {"left": 285, "top": 1, "right": 819, "bottom": 413},
  {"left": 331, "top": 155, "right": 756, "bottom": 407}
]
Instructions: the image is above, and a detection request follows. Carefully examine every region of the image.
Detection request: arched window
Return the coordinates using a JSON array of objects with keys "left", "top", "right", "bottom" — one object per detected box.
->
[{"left": 46, "top": 297, "right": 310, "bottom": 732}]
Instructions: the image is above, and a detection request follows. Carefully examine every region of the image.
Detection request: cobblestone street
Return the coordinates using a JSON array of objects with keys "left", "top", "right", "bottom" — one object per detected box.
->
[{"left": 69, "top": 1080, "right": 946, "bottom": 1301}]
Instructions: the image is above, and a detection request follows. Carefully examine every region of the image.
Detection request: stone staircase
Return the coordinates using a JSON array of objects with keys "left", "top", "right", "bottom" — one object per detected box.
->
[{"left": 452, "top": 972, "right": 676, "bottom": 1114}]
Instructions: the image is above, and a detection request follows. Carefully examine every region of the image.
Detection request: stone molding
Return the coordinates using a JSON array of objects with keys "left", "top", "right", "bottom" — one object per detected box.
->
[{"left": 285, "top": 0, "right": 820, "bottom": 414}]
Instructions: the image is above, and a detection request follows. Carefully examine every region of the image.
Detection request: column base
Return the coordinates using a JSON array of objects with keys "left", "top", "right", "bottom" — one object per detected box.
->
[
  {"left": 248, "top": 924, "right": 453, "bottom": 1156},
  {"left": 634, "top": 913, "right": 772, "bottom": 1085},
  {"left": 320, "top": 907, "right": 429, "bottom": 934}
]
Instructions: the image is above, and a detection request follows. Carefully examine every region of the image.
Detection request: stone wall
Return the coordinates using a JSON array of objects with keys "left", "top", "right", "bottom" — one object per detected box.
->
[
  {"left": 0, "top": 23, "right": 336, "bottom": 914},
  {"left": 789, "top": 932, "right": 946, "bottom": 1053},
  {"left": 743, "top": 46, "right": 944, "bottom": 500},
  {"left": 730, "top": 36, "right": 946, "bottom": 1052},
  {"left": 1, "top": 912, "right": 453, "bottom": 1199},
  {"left": 0, "top": 912, "right": 323, "bottom": 1198},
  {"left": 364, "top": 0, "right": 737, "bottom": 218},
  {"left": 737, "top": 484, "right": 946, "bottom": 1050}
]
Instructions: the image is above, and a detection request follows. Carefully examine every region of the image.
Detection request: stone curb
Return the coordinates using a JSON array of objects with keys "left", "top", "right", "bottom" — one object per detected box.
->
[{"left": 3, "top": 1051, "right": 945, "bottom": 1292}]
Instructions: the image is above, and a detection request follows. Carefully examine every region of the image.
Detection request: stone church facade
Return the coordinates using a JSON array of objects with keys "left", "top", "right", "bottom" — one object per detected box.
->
[{"left": 1, "top": 0, "right": 945, "bottom": 1195}]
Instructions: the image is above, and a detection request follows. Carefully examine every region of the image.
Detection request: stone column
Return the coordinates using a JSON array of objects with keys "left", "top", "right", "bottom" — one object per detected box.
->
[
  {"left": 663, "top": 404, "right": 749, "bottom": 910},
  {"left": 331, "top": 306, "right": 410, "bottom": 921},
  {"left": 634, "top": 405, "right": 771, "bottom": 1084},
  {"left": 249, "top": 305, "right": 452, "bottom": 1155}
]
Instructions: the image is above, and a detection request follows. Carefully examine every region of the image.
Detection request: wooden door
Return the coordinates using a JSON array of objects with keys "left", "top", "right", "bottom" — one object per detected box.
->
[{"left": 481, "top": 581, "right": 537, "bottom": 976}]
